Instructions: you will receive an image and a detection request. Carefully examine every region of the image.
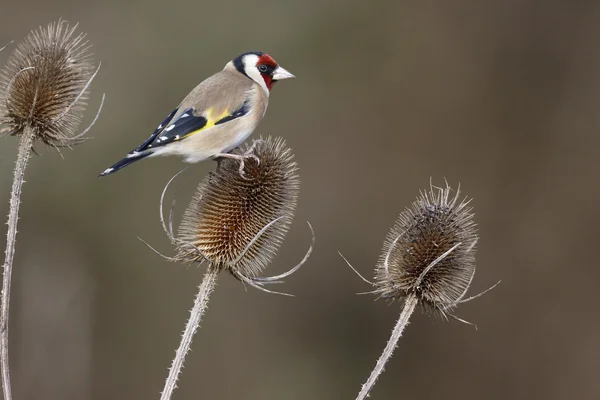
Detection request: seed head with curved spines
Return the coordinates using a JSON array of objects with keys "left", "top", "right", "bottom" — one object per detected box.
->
[
  {"left": 0, "top": 19, "right": 96, "bottom": 146},
  {"left": 177, "top": 137, "right": 300, "bottom": 277},
  {"left": 375, "top": 183, "right": 478, "bottom": 314}
]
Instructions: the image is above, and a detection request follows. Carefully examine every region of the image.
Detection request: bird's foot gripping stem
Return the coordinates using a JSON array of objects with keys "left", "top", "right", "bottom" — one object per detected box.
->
[{"left": 214, "top": 139, "right": 264, "bottom": 179}]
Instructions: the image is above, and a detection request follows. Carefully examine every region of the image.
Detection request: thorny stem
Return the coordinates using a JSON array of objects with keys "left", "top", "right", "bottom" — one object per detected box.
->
[
  {"left": 160, "top": 266, "right": 219, "bottom": 400},
  {"left": 1, "top": 127, "right": 34, "bottom": 400},
  {"left": 355, "top": 294, "right": 419, "bottom": 400}
]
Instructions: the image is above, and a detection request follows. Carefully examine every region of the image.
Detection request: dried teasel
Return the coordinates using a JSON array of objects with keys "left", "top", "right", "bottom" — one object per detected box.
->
[
  {"left": 145, "top": 137, "right": 314, "bottom": 400},
  {"left": 342, "top": 182, "right": 499, "bottom": 400},
  {"left": 177, "top": 136, "right": 304, "bottom": 279},
  {"left": 150, "top": 136, "right": 314, "bottom": 292},
  {"left": 0, "top": 19, "right": 103, "bottom": 146},
  {"left": 375, "top": 183, "right": 479, "bottom": 314},
  {"left": 0, "top": 20, "right": 103, "bottom": 400}
]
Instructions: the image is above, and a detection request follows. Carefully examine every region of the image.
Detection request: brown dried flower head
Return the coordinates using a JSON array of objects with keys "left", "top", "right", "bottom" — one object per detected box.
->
[
  {"left": 375, "top": 183, "right": 478, "bottom": 313},
  {"left": 177, "top": 137, "right": 300, "bottom": 278},
  {"left": 0, "top": 19, "right": 97, "bottom": 146}
]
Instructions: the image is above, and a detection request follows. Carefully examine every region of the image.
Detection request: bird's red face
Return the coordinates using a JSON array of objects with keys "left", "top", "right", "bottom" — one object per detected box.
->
[
  {"left": 234, "top": 52, "right": 295, "bottom": 93},
  {"left": 255, "top": 54, "right": 279, "bottom": 90}
]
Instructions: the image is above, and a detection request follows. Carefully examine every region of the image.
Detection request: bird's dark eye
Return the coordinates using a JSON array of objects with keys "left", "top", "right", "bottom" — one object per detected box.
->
[{"left": 258, "top": 64, "right": 268, "bottom": 73}]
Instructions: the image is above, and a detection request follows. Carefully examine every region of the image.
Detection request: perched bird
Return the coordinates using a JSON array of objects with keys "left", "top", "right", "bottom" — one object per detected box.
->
[{"left": 99, "top": 51, "right": 294, "bottom": 177}]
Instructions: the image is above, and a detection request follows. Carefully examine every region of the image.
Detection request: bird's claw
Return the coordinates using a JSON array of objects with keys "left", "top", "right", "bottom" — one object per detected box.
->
[
  {"left": 237, "top": 153, "right": 261, "bottom": 180},
  {"left": 238, "top": 159, "right": 249, "bottom": 179},
  {"left": 214, "top": 139, "right": 263, "bottom": 179},
  {"left": 236, "top": 140, "right": 263, "bottom": 179},
  {"left": 245, "top": 153, "right": 260, "bottom": 165},
  {"left": 244, "top": 139, "right": 264, "bottom": 163},
  {"left": 249, "top": 138, "right": 265, "bottom": 148}
]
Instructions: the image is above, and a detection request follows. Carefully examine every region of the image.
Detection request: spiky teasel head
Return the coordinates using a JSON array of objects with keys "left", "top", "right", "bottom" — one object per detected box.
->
[
  {"left": 171, "top": 137, "right": 312, "bottom": 290},
  {"left": 375, "top": 183, "right": 478, "bottom": 315},
  {"left": 0, "top": 19, "right": 100, "bottom": 146}
]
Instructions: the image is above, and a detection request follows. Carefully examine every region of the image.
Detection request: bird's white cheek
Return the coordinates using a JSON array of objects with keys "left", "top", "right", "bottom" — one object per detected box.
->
[{"left": 244, "top": 65, "right": 270, "bottom": 94}]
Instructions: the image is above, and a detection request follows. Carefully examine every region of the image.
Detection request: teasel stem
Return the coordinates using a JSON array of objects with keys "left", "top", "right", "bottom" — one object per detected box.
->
[
  {"left": 160, "top": 265, "right": 219, "bottom": 400},
  {"left": 1, "top": 126, "right": 34, "bottom": 400},
  {"left": 356, "top": 294, "right": 418, "bottom": 400}
]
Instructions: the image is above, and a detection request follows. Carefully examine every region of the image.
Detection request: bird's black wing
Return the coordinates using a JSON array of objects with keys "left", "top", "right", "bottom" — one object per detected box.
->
[
  {"left": 135, "top": 108, "right": 208, "bottom": 152},
  {"left": 136, "top": 100, "right": 251, "bottom": 152},
  {"left": 134, "top": 108, "right": 178, "bottom": 151}
]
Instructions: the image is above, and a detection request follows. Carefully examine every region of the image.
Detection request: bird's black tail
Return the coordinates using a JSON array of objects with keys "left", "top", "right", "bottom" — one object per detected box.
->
[{"left": 99, "top": 152, "right": 150, "bottom": 177}]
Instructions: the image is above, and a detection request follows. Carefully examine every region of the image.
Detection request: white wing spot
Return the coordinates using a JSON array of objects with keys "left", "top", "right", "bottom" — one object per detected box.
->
[
  {"left": 180, "top": 113, "right": 190, "bottom": 118},
  {"left": 165, "top": 124, "right": 176, "bottom": 131},
  {"left": 102, "top": 168, "right": 113, "bottom": 175},
  {"left": 157, "top": 124, "right": 163, "bottom": 130}
]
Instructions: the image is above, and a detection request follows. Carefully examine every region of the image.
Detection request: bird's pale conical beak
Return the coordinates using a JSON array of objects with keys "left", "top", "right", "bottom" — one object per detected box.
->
[{"left": 272, "top": 66, "right": 295, "bottom": 80}]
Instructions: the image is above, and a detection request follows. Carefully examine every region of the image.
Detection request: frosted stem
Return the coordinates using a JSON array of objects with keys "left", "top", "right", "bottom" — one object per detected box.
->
[
  {"left": 1, "top": 127, "right": 35, "bottom": 400},
  {"left": 355, "top": 294, "right": 418, "bottom": 400},
  {"left": 160, "top": 266, "right": 219, "bottom": 400}
]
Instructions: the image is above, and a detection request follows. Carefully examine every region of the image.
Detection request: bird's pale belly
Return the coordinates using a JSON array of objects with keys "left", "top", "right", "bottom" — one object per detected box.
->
[{"left": 152, "top": 119, "right": 257, "bottom": 163}]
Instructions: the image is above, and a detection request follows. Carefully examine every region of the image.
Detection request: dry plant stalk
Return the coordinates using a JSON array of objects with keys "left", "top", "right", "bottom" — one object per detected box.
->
[
  {"left": 0, "top": 20, "right": 103, "bottom": 400},
  {"left": 141, "top": 137, "right": 314, "bottom": 400},
  {"left": 341, "top": 183, "right": 499, "bottom": 400}
]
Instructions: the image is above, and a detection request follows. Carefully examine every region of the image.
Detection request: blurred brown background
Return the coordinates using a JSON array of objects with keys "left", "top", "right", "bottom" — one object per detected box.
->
[{"left": 1, "top": 0, "right": 599, "bottom": 399}]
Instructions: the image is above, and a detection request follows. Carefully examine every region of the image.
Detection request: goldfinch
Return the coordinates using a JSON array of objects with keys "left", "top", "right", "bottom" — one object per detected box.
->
[{"left": 99, "top": 51, "right": 294, "bottom": 177}]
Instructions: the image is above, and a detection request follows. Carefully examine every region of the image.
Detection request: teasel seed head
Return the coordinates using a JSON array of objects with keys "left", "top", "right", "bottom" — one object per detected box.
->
[
  {"left": 143, "top": 137, "right": 314, "bottom": 295},
  {"left": 375, "top": 182, "right": 479, "bottom": 314},
  {"left": 0, "top": 19, "right": 102, "bottom": 146},
  {"left": 178, "top": 137, "right": 299, "bottom": 273}
]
